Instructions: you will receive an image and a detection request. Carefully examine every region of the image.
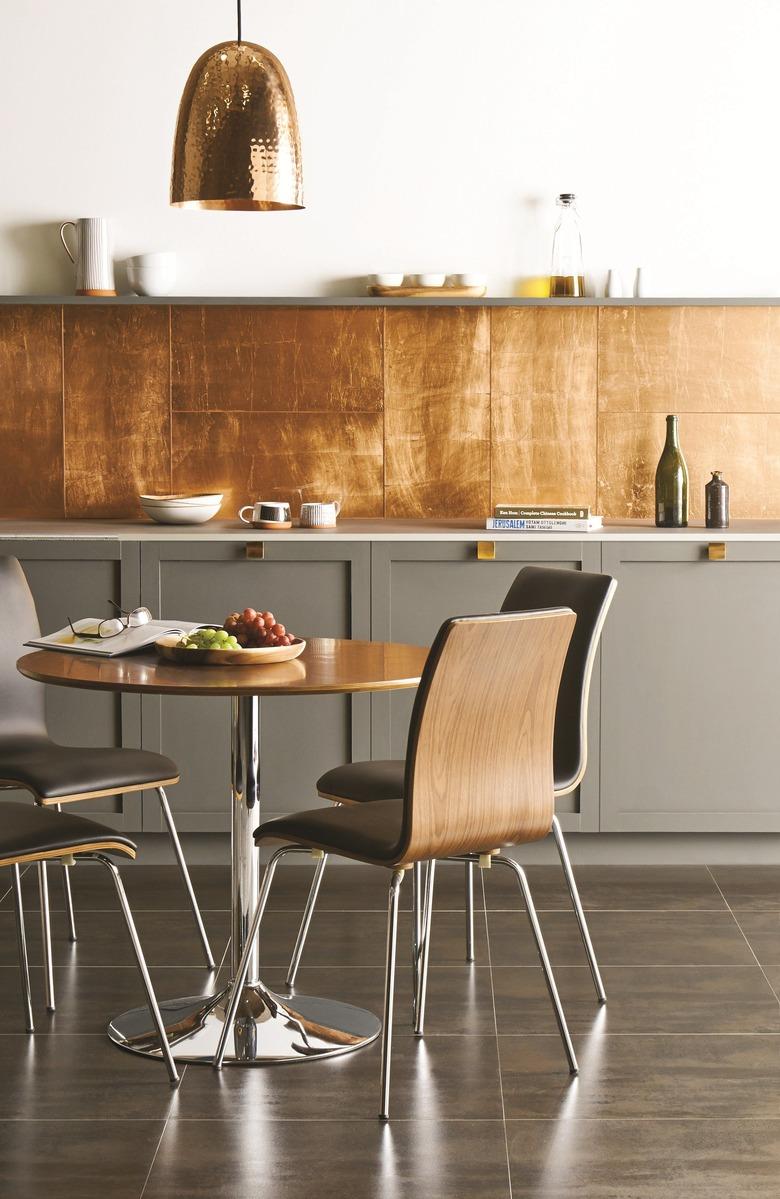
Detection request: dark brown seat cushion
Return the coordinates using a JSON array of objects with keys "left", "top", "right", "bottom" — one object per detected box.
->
[
  {"left": 0, "top": 800, "right": 136, "bottom": 866},
  {"left": 0, "top": 736, "right": 178, "bottom": 802},
  {"left": 256, "top": 798, "right": 405, "bottom": 866}
]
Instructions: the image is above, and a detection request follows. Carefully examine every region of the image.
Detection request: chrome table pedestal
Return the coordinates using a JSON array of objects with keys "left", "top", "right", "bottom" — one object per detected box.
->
[{"left": 108, "top": 696, "right": 382, "bottom": 1064}]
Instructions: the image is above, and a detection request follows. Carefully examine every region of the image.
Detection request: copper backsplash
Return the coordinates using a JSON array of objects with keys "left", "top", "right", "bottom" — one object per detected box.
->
[{"left": 3, "top": 303, "right": 780, "bottom": 521}]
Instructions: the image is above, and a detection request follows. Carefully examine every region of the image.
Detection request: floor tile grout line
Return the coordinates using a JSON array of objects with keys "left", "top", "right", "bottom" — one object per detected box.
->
[
  {"left": 138, "top": 1101, "right": 177, "bottom": 1199},
  {"left": 705, "top": 865, "right": 780, "bottom": 1009},
  {"left": 481, "top": 866, "right": 514, "bottom": 1199}
]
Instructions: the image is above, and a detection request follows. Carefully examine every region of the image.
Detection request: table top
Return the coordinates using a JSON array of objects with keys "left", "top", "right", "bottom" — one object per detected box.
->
[{"left": 16, "top": 638, "right": 428, "bottom": 697}]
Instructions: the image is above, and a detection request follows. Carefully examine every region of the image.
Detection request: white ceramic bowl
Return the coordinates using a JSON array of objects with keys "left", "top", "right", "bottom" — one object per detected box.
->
[
  {"left": 126, "top": 253, "right": 177, "bottom": 297},
  {"left": 415, "top": 273, "right": 446, "bottom": 288},
  {"left": 371, "top": 273, "right": 405, "bottom": 288},
  {"left": 140, "top": 493, "right": 222, "bottom": 525},
  {"left": 450, "top": 272, "right": 487, "bottom": 288}
]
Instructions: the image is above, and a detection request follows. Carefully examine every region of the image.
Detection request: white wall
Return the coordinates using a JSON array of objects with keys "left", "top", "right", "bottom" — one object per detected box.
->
[{"left": 3, "top": 0, "right": 777, "bottom": 298}]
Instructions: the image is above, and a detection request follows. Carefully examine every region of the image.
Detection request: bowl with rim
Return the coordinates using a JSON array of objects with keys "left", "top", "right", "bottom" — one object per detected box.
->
[
  {"left": 155, "top": 632, "right": 306, "bottom": 665},
  {"left": 140, "top": 493, "right": 223, "bottom": 525}
]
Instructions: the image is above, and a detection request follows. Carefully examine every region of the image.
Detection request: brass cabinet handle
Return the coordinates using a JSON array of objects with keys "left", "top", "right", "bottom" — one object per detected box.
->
[
  {"left": 245, "top": 543, "right": 265, "bottom": 560},
  {"left": 707, "top": 543, "right": 726, "bottom": 561},
  {"left": 477, "top": 541, "right": 496, "bottom": 561}
]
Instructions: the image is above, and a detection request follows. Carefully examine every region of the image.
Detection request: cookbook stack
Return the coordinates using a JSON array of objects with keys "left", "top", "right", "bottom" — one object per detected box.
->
[{"left": 486, "top": 505, "right": 603, "bottom": 532}]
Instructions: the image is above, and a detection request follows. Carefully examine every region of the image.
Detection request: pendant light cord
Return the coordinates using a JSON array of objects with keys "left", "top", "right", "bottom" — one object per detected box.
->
[{"left": 237, "top": 0, "right": 242, "bottom": 43}]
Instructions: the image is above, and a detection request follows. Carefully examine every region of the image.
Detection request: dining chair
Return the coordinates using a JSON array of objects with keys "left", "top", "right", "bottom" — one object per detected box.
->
[
  {"left": 0, "top": 556, "right": 214, "bottom": 1013},
  {"left": 214, "top": 608, "right": 579, "bottom": 1118},
  {"left": 284, "top": 565, "right": 616, "bottom": 1003},
  {"left": 1, "top": 799, "right": 178, "bottom": 1084}
]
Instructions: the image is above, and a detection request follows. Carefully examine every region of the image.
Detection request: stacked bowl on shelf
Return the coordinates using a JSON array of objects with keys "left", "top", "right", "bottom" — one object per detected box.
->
[{"left": 139, "top": 493, "right": 223, "bottom": 525}]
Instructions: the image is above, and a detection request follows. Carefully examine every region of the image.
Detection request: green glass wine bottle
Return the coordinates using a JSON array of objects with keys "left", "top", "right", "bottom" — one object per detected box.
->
[{"left": 654, "top": 414, "right": 689, "bottom": 527}]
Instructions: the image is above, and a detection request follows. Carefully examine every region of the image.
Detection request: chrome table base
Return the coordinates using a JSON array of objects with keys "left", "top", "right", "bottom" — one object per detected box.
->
[
  {"left": 108, "top": 694, "right": 381, "bottom": 1066},
  {"left": 109, "top": 982, "right": 381, "bottom": 1065}
]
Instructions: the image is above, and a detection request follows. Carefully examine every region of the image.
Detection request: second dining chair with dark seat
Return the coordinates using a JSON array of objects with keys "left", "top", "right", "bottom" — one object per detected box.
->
[
  {"left": 0, "top": 799, "right": 178, "bottom": 1085},
  {"left": 214, "top": 608, "right": 579, "bottom": 1119},
  {"left": 0, "top": 556, "right": 214, "bottom": 1012},
  {"left": 282, "top": 565, "right": 617, "bottom": 1003}
]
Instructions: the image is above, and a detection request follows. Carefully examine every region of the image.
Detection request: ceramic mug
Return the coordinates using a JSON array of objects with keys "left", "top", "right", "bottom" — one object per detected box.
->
[
  {"left": 239, "top": 501, "right": 291, "bottom": 526},
  {"left": 299, "top": 500, "right": 341, "bottom": 528}
]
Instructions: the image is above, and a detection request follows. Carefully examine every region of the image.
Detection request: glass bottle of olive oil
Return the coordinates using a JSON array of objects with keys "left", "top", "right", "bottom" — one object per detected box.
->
[
  {"left": 550, "top": 193, "right": 585, "bottom": 297},
  {"left": 655, "top": 414, "right": 689, "bottom": 527}
]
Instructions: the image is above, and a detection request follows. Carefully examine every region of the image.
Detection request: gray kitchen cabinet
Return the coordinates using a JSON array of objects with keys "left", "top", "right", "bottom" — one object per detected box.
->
[
  {"left": 0, "top": 539, "right": 143, "bottom": 830},
  {"left": 369, "top": 540, "right": 603, "bottom": 832},
  {"left": 139, "top": 541, "right": 371, "bottom": 832},
  {"left": 601, "top": 540, "right": 780, "bottom": 832}
]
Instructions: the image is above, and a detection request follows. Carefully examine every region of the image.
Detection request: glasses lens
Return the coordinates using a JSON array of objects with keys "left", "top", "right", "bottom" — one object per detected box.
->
[
  {"left": 128, "top": 607, "right": 152, "bottom": 627},
  {"left": 98, "top": 617, "right": 125, "bottom": 638}
]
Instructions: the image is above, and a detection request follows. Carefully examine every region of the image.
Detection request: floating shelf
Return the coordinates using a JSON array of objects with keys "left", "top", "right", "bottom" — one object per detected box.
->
[{"left": 1, "top": 296, "right": 779, "bottom": 307}]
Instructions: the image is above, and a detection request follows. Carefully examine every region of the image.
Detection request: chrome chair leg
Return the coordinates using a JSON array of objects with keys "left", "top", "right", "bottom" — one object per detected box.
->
[
  {"left": 54, "top": 807, "right": 77, "bottom": 943},
  {"left": 286, "top": 851, "right": 328, "bottom": 988},
  {"left": 88, "top": 853, "right": 179, "bottom": 1086},
  {"left": 493, "top": 855, "right": 578, "bottom": 1074},
  {"left": 12, "top": 865, "right": 34, "bottom": 1032},
  {"left": 380, "top": 869, "right": 405, "bottom": 1120},
  {"left": 60, "top": 863, "right": 77, "bottom": 943},
  {"left": 213, "top": 845, "right": 293, "bottom": 1069},
  {"left": 465, "top": 859, "right": 476, "bottom": 962},
  {"left": 411, "top": 860, "right": 423, "bottom": 1012},
  {"left": 156, "top": 786, "right": 215, "bottom": 970},
  {"left": 552, "top": 815, "right": 605, "bottom": 1003},
  {"left": 37, "top": 861, "right": 55, "bottom": 1012},
  {"left": 413, "top": 859, "right": 436, "bottom": 1036}
]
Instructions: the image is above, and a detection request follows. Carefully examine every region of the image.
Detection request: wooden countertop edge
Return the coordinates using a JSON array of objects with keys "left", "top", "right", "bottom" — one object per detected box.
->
[{"left": 0, "top": 518, "right": 778, "bottom": 542}]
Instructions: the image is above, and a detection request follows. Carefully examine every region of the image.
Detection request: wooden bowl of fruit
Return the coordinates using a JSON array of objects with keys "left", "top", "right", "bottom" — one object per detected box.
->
[{"left": 155, "top": 608, "right": 305, "bottom": 666}]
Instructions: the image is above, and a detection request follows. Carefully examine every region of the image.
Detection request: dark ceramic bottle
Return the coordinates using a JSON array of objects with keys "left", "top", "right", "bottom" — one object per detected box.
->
[{"left": 705, "top": 471, "right": 729, "bottom": 528}]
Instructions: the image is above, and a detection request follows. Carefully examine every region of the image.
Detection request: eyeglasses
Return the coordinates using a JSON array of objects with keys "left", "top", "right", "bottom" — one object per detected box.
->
[{"left": 67, "top": 601, "right": 153, "bottom": 641}]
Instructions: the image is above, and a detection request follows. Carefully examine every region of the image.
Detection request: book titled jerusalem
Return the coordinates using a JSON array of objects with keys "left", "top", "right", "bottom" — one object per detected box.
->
[
  {"left": 494, "top": 505, "right": 592, "bottom": 520},
  {"left": 486, "top": 516, "right": 603, "bottom": 531}
]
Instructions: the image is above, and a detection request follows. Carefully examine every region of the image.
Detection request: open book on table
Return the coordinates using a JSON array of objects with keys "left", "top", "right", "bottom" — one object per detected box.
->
[{"left": 24, "top": 619, "right": 204, "bottom": 658}]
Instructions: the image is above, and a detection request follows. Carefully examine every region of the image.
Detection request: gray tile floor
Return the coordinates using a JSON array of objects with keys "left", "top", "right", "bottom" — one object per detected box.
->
[{"left": 1, "top": 861, "right": 779, "bottom": 1198}]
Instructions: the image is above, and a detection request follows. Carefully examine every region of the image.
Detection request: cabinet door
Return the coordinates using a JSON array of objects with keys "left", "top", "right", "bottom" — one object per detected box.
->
[
  {"left": 370, "top": 540, "right": 601, "bottom": 832},
  {"left": 601, "top": 540, "right": 780, "bottom": 832},
  {"left": 0, "top": 539, "right": 143, "bottom": 830},
  {"left": 140, "top": 541, "right": 370, "bottom": 832}
]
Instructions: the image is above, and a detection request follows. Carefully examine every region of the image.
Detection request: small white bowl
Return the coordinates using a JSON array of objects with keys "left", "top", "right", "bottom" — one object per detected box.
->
[
  {"left": 415, "top": 273, "right": 446, "bottom": 288},
  {"left": 371, "top": 273, "right": 405, "bottom": 288},
  {"left": 450, "top": 272, "right": 487, "bottom": 288},
  {"left": 126, "top": 253, "right": 177, "bottom": 297}
]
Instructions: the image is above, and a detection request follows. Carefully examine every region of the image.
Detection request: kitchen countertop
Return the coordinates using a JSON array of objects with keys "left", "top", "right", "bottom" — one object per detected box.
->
[{"left": 1, "top": 518, "right": 779, "bottom": 542}]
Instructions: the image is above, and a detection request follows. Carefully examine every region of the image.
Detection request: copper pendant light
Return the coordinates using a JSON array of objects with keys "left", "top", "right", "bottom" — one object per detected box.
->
[{"left": 171, "top": 0, "right": 303, "bottom": 210}]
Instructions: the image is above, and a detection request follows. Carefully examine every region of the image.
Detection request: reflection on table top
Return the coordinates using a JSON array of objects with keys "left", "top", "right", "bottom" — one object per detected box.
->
[{"left": 17, "top": 638, "right": 429, "bottom": 697}]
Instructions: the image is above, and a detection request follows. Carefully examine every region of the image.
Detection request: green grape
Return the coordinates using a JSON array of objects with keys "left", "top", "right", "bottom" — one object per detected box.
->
[{"left": 213, "top": 629, "right": 229, "bottom": 643}]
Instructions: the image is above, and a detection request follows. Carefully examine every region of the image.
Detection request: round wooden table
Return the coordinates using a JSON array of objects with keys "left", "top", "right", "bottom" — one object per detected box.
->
[{"left": 17, "top": 638, "right": 427, "bottom": 1066}]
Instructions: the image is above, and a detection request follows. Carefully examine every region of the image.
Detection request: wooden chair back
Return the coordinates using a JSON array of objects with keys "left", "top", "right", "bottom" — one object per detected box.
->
[{"left": 398, "top": 608, "right": 575, "bottom": 866}]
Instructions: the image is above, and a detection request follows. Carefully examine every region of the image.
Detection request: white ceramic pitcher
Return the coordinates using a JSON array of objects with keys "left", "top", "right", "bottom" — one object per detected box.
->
[{"left": 59, "top": 217, "right": 116, "bottom": 296}]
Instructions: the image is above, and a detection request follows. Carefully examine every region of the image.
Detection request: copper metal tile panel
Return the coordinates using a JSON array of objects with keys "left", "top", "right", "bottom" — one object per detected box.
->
[
  {"left": 491, "top": 307, "right": 598, "bottom": 508},
  {"left": 171, "top": 306, "right": 383, "bottom": 413},
  {"left": 598, "top": 411, "right": 780, "bottom": 520},
  {"left": 63, "top": 307, "right": 170, "bottom": 517},
  {"left": 172, "top": 411, "right": 384, "bottom": 517},
  {"left": 0, "top": 305, "right": 63, "bottom": 517},
  {"left": 384, "top": 308, "right": 490, "bottom": 518},
  {"left": 599, "top": 306, "right": 780, "bottom": 413}
]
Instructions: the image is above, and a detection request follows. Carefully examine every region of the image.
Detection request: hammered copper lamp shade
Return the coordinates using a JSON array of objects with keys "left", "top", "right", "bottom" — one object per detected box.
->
[{"left": 171, "top": 40, "right": 303, "bottom": 210}]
